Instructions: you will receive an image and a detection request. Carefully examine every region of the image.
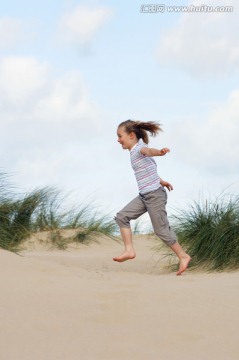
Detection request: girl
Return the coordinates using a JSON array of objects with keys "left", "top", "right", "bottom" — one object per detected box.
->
[{"left": 113, "top": 120, "right": 191, "bottom": 275}]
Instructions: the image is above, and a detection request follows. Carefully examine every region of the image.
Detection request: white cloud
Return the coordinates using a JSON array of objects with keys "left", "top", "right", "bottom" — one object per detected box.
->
[
  {"left": 0, "top": 55, "right": 102, "bottom": 190},
  {"left": 157, "top": 0, "right": 239, "bottom": 76},
  {"left": 170, "top": 90, "right": 239, "bottom": 174},
  {"left": 0, "top": 55, "right": 100, "bottom": 131},
  {"left": 33, "top": 71, "right": 99, "bottom": 128},
  {"left": 0, "top": 56, "right": 49, "bottom": 106},
  {"left": 0, "top": 17, "right": 31, "bottom": 50},
  {"left": 58, "top": 5, "right": 113, "bottom": 46}
]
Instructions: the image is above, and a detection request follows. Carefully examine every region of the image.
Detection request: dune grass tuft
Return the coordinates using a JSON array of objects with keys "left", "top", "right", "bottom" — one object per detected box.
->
[
  {"left": 172, "top": 193, "right": 239, "bottom": 271},
  {"left": 0, "top": 172, "right": 117, "bottom": 251}
]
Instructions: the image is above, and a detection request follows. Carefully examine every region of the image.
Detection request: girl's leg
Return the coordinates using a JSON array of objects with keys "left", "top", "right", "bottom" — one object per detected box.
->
[
  {"left": 170, "top": 242, "right": 191, "bottom": 276},
  {"left": 145, "top": 188, "right": 191, "bottom": 275},
  {"left": 113, "top": 227, "right": 136, "bottom": 262},
  {"left": 113, "top": 196, "right": 146, "bottom": 262}
]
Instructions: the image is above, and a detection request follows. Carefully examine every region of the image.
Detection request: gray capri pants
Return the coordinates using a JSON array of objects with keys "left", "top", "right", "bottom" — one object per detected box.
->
[{"left": 115, "top": 187, "right": 177, "bottom": 246}]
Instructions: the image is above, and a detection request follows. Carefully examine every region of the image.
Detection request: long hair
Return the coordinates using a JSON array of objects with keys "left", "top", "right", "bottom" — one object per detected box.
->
[{"left": 118, "top": 119, "right": 162, "bottom": 144}]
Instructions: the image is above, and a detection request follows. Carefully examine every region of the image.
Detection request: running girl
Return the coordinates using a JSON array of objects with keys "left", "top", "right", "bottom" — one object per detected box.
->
[{"left": 113, "top": 120, "right": 191, "bottom": 275}]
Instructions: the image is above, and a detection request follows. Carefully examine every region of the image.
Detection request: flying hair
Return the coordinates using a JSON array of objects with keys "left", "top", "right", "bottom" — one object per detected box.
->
[{"left": 118, "top": 119, "right": 162, "bottom": 144}]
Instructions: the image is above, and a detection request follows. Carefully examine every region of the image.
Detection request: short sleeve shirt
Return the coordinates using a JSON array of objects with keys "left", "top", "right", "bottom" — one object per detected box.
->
[{"left": 130, "top": 139, "right": 161, "bottom": 194}]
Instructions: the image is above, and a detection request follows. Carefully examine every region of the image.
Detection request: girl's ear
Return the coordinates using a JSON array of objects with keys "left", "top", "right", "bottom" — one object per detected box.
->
[{"left": 129, "top": 131, "right": 135, "bottom": 139}]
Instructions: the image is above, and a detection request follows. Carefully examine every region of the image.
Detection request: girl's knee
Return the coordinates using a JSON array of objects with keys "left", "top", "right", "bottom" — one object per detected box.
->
[
  {"left": 154, "top": 226, "right": 177, "bottom": 247},
  {"left": 114, "top": 212, "right": 130, "bottom": 228}
]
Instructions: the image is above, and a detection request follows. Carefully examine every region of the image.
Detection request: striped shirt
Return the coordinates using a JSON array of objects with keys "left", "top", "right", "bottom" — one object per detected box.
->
[{"left": 130, "top": 139, "right": 161, "bottom": 194}]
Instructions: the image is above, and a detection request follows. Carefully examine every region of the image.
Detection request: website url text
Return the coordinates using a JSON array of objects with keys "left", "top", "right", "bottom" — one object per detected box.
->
[{"left": 140, "top": 4, "right": 234, "bottom": 13}]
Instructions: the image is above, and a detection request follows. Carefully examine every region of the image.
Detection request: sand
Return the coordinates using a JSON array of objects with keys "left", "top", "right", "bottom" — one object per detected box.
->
[{"left": 1, "top": 234, "right": 239, "bottom": 360}]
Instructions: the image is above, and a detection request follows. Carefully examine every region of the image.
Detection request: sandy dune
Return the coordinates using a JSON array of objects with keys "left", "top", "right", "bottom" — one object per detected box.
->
[{"left": 1, "top": 235, "right": 239, "bottom": 360}]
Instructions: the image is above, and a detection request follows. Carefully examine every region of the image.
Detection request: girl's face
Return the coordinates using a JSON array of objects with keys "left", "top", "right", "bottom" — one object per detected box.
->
[{"left": 117, "top": 126, "right": 137, "bottom": 150}]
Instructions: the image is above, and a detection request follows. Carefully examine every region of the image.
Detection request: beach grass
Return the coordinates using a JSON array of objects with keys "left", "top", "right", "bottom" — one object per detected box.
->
[
  {"left": 0, "top": 172, "right": 117, "bottom": 251},
  {"left": 172, "top": 193, "right": 239, "bottom": 271},
  {"left": 2, "top": 171, "right": 238, "bottom": 271}
]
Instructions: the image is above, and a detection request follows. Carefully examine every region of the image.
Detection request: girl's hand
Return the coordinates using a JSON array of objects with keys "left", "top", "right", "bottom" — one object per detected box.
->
[
  {"left": 160, "top": 179, "right": 174, "bottom": 191},
  {"left": 159, "top": 148, "right": 170, "bottom": 156}
]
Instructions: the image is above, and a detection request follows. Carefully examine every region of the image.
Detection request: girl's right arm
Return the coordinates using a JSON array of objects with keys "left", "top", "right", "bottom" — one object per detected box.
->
[{"left": 140, "top": 147, "right": 170, "bottom": 157}]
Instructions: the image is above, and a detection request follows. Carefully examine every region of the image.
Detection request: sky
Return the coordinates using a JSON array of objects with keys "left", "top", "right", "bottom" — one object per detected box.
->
[{"left": 0, "top": 0, "right": 238, "bottom": 222}]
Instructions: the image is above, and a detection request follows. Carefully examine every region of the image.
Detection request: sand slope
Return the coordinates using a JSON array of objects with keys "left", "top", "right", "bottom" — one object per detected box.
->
[{"left": 1, "top": 235, "right": 239, "bottom": 360}]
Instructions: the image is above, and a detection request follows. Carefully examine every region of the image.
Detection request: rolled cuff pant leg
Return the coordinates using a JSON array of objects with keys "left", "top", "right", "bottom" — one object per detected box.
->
[
  {"left": 115, "top": 188, "right": 177, "bottom": 246},
  {"left": 114, "top": 195, "right": 147, "bottom": 228},
  {"left": 141, "top": 188, "right": 177, "bottom": 246}
]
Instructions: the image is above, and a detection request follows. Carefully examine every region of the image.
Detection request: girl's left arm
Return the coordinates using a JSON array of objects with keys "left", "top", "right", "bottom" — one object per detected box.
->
[
  {"left": 160, "top": 178, "right": 174, "bottom": 191},
  {"left": 140, "top": 147, "right": 170, "bottom": 156}
]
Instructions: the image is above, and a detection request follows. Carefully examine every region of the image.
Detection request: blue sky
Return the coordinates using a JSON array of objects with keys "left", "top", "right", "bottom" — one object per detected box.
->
[{"left": 0, "top": 0, "right": 238, "bottom": 221}]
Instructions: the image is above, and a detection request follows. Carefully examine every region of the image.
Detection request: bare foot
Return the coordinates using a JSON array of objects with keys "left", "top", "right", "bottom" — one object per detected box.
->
[
  {"left": 113, "top": 251, "right": 136, "bottom": 262},
  {"left": 176, "top": 255, "right": 191, "bottom": 276}
]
